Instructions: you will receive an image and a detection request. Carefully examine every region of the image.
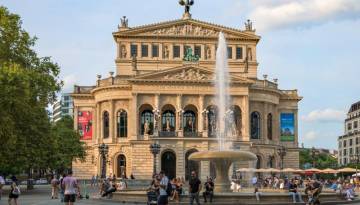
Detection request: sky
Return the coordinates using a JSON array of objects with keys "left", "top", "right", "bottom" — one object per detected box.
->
[{"left": 1, "top": 0, "right": 359, "bottom": 149}]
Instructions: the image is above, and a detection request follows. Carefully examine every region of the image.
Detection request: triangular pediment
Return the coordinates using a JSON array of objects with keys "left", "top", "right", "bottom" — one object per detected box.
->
[
  {"left": 114, "top": 18, "right": 260, "bottom": 41},
  {"left": 131, "top": 64, "right": 254, "bottom": 84}
]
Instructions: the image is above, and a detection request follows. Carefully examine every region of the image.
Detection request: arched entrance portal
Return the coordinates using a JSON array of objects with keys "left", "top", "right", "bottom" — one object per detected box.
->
[
  {"left": 185, "top": 149, "right": 200, "bottom": 181},
  {"left": 161, "top": 151, "right": 176, "bottom": 180},
  {"left": 117, "top": 154, "right": 126, "bottom": 178}
]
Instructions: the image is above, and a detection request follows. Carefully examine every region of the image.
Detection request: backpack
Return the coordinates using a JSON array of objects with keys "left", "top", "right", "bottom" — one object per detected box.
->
[
  {"left": 12, "top": 186, "right": 20, "bottom": 196},
  {"left": 166, "top": 181, "right": 172, "bottom": 196}
]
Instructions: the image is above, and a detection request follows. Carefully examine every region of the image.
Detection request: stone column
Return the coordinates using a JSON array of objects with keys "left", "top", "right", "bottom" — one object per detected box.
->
[
  {"left": 154, "top": 94, "right": 160, "bottom": 137},
  {"left": 242, "top": 96, "right": 250, "bottom": 141},
  {"left": 116, "top": 42, "right": 121, "bottom": 59},
  {"left": 73, "top": 106, "right": 78, "bottom": 130},
  {"left": 176, "top": 94, "right": 183, "bottom": 137},
  {"left": 110, "top": 100, "right": 115, "bottom": 142},
  {"left": 198, "top": 95, "right": 204, "bottom": 136},
  {"left": 200, "top": 44, "right": 205, "bottom": 60},
  {"left": 159, "top": 43, "right": 163, "bottom": 60},
  {"left": 131, "top": 94, "right": 138, "bottom": 140},
  {"left": 97, "top": 102, "right": 102, "bottom": 143},
  {"left": 211, "top": 44, "right": 216, "bottom": 61}
]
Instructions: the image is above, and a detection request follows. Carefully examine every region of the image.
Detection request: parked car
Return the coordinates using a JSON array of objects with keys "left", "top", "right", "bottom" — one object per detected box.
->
[{"left": 35, "top": 178, "right": 48, "bottom": 185}]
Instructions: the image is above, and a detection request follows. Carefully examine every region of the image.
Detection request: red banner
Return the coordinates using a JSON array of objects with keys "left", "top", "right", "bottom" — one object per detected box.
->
[{"left": 77, "top": 111, "right": 93, "bottom": 140}]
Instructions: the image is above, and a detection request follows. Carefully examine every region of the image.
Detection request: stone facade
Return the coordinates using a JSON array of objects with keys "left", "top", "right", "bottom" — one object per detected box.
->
[
  {"left": 71, "top": 14, "right": 302, "bottom": 180},
  {"left": 338, "top": 101, "right": 360, "bottom": 165}
]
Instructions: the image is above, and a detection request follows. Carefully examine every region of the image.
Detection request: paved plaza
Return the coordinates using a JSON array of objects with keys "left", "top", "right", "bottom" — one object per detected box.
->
[{"left": 0, "top": 185, "right": 139, "bottom": 205}]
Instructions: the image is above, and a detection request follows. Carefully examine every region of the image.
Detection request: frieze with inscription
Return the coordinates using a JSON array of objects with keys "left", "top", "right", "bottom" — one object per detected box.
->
[{"left": 150, "top": 24, "right": 218, "bottom": 36}]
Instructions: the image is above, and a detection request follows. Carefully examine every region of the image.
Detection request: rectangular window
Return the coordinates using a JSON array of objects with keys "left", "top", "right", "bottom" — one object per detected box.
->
[
  {"left": 194, "top": 46, "right": 201, "bottom": 58},
  {"left": 63, "top": 102, "right": 70, "bottom": 107},
  {"left": 227, "top": 46, "right": 232, "bottom": 59},
  {"left": 131, "top": 44, "right": 138, "bottom": 57},
  {"left": 344, "top": 149, "right": 347, "bottom": 156},
  {"left": 348, "top": 123, "right": 352, "bottom": 130},
  {"left": 350, "top": 138, "right": 353, "bottom": 146},
  {"left": 344, "top": 158, "right": 347, "bottom": 164},
  {"left": 152, "top": 44, "right": 159, "bottom": 57},
  {"left": 344, "top": 140, "right": 347, "bottom": 147},
  {"left": 350, "top": 148, "right": 353, "bottom": 155},
  {"left": 141, "top": 45, "right": 148, "bottom": 57},
  {"left": 173, "top": 45, "right": 180, "bottom": 58},
  {"left": 236, "top": 47, "right": 243, "bottom": 59},
  {"left": 354, "top": 121, "right": 358, "bottom": 129},
  {"left": 64, "top": 96, "right": 70, "bottom": 101},
  {"left": 339, "top": 150, "right": 342, "bottom": 156}
]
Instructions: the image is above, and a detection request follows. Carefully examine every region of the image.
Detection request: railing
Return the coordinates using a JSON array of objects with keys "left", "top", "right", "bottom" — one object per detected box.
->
[
  {"left": 158, "top": 131, "right": 177, "bottom": 138},
  {"left": 252, "top": 80, "right": 278, "bottom": 89},
  {"left": 184, "top": 131, "right": 202, "bottom": 138},
  {"left": 74, "top": 85, "right": 96, "bottom": 94}
]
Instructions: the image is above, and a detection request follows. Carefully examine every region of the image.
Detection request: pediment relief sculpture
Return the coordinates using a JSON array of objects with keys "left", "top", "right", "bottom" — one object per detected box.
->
[
  {"left": 163, "top": 68, "right": 211, "bottom": 81},
  {"left": 149, "top": 24, "right": 218, "bottom": 36}
]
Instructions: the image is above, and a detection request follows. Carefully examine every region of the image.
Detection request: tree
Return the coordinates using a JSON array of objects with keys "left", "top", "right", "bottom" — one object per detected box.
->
[
  {"left": 48, "top": 116, "right": 86, "bottom": 173},
  {"left": 0, "top": 6, "right": 70, "bottom": 184},
  {"left": 299, "top": 149, "right": 338, "bottom": 169}
]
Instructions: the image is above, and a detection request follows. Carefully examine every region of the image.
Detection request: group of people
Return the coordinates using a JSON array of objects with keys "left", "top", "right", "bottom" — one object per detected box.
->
[
  {"left": 50, "top": 171, "right": 80, "bottom": 205},
  {"left": 147, "top": 171, "right": 215, "bottom": 205}
]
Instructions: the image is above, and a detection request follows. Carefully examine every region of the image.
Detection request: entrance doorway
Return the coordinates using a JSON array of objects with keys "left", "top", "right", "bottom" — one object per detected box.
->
[
  {"left": 117, "top": 154, "right": 126, "bottom": 178},
  {"left": 161, "top": 151, "right": 176, "bottom": 179}
]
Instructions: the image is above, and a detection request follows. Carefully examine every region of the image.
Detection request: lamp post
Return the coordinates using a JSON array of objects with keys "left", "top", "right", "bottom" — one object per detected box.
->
[
  {"left": 311, "top": 147, "right": 318, "bottom": 168},
  {"left": 350, "top": 153, "right": 360, "bottom": 177},
  {"left": 150, "top": 143, "right": 161, "bottom": 176},
  {"left": 277, "top": 146, "right": 287, "bottom": 170},
  {"left": 98, "top": 143, "right": 109, "bottom": 179}
]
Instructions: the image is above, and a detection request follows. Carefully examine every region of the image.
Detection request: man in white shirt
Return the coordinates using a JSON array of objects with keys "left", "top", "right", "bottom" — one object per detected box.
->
[
  {"left": 157, "top": 171, "right": 169, "bottom": 205},
  {"left": 252, "top": 176, "right": 258, "bottom": 187}
]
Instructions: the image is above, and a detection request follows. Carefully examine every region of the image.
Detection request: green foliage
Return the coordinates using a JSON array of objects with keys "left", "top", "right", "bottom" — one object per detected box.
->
[
  {"left": 0, "top": 6, "right": 84, "bottom": 175},
  {"left": 299, "top": 149, "right": 338, "bottom": 169},
  {"left": 48, "top": 116, "right": 86, "bottom": 173}
]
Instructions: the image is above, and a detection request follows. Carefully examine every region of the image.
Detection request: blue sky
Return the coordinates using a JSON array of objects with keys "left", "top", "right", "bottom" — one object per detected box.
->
[{"left": 1, "top": 0, "right": 359, "bottom": 149}]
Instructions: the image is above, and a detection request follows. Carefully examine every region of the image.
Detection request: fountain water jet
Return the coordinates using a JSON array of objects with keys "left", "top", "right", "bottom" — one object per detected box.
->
[{"left": 189, "top": 32, "right": 257, "bottom": 193}]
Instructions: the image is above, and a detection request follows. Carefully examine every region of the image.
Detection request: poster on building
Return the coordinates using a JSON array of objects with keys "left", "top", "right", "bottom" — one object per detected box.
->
[
  {"left": 77, "top": 111, "right": 93, "bottom": 140},
  {"left": 280, "top": 113, "right": 295, "bottom": 141}
]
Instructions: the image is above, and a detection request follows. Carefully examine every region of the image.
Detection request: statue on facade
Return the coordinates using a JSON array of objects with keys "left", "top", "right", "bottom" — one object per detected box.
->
[
  {"left": 183, "top": 47, "right": 199, "bottom": 62},
  {"left": 179, "top": 0, "right": 194, "bottom": 14},
  {"left": 120, "top": 45, "right": 127, "bottom": 58},
  {"left": 120, "top": 16, "right": 128, "bottom": 28},
  {"left": 144, "top": 119, "right": 150, "bottom": 134},
  {"left": 206, "top": 46, "right": 211, "bottom": 59},
  {"left": 163, "top": 45, "right": 169, "bottom": 59},
  {"left": 166, "top": 119, "right": 171, "bottom": 132},
  {"left": 131, "top": 55, "right": 137, "bottom": 70},
  {"left": 245, "top": 19, "right": 253, "bottom": 31}
]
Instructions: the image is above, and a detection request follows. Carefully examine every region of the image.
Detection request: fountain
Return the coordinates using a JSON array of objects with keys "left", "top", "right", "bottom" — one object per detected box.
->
[{"left": 189, "top": 32, "right": 257, "bottom": 193}]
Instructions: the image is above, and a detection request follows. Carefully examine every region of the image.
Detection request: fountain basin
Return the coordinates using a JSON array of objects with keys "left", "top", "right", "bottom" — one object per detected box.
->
[{"left": 189, "top": 150, "right": 257, "bottom": 193}]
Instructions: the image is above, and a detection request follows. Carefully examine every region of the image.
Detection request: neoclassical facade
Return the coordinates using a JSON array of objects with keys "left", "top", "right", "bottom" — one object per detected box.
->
[{"left": 71, "top": 13, "right": 302, "bottom": 180}]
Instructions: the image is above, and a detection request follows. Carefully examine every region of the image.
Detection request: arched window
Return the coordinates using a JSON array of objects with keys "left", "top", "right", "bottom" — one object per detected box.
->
[
  {"left": 117, "top": 155, "right": 126, "bottom": 178},
  {"left": 103, "top": 111, "right": 109, "bottom": 138},
  {"left": 183, "top": 111, "right": 196, "bottom": 133},
  {"left": 141, "top": 110, "right": 154, "bottom": 135},
  {"left": 229, "top": 106, "right": 242, "bottom": 137},
  {"left": 267, "top": 113, "right": 272, "bottom": 140},
  {"left": 268, "top": 155, "right": 274, "bottom": 168},
  {"left": 162, "top": 110, "right": 175, "bottom": 132},
  {"left": 250, "top": 112, "right": 261, "bottom": 139},
  {"left": 117, "top": 110, "right": 127, "bottom": 138},
  {"left": 207, "top": 106, "right": 217, "bottom": 137},
  {"left": 161, "top": 151, "right": 176, "bottom": 180},
  {"left": 185, "top": 149, "right": 200, "bottom": 180}
]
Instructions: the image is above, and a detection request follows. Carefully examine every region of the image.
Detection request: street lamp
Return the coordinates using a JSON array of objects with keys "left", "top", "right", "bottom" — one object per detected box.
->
[
  {"left": 350, "top": 153, "right": 360, "bottom": 176},
  {"left": 311, "top": 147, "right": 318, "bottom": 168},
  {"left": 150, "top": 143, "right": 161, "bottom": 176},
  {"left": 277, "top": 146, "right": 287, "bottom": 170},
  {"left": 98, "top": 143, "right": 109, "bottom": 179}
]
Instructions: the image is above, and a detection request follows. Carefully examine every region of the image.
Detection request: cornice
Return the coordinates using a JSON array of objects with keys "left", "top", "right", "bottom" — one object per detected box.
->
[{"left": 91, "top": 84, "right": 132, "bottom": 94}]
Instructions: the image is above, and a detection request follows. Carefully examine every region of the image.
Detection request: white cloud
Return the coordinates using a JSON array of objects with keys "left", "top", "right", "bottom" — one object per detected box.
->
[
  {"left": 301, "top": 108, "right": 345, "bottom": 123},
  {"left": 248, "top": 0, "right": 360, "bottom": 31},
  {"left": 304, "top": 131, "right": 317, "bottom": 140},
  {"left": 62, "top": 74, "right": 77, "bottom": 93}
]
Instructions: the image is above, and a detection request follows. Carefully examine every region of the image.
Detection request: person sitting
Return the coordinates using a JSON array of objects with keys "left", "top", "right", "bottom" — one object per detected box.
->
[
  {"left": 307, "top": 180, "right": 322, "bottom": 205},
  {"left": 203, "top": 177, "right": 214, "bottom": 203},
  {"left": 288, "top": 179, "right": 304, "bottom": 203},
  {"left": 102, "top": 183, "right": 117, "bottom": 198},
  {"left": 255, "top": 187, "right": 261, "bottom": 201},
  {"left": 169, "top": 178, "right": 178, "bottom": 201},
  {"left": 345, "top": 184, "right": 355, "bottom": 201}
]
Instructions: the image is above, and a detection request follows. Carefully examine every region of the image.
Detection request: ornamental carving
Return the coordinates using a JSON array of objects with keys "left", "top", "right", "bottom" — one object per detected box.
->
[
  {"left": 151, "top": 24, "right": 218, "bottom": 36},
  {"left": 163, "top": 68, "right": 211, "bottom": 80}
]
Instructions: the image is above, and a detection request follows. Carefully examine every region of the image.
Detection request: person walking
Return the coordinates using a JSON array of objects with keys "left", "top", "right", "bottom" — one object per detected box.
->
[
  {"left": 51, "top": 175, "right": 59, "bottom": 199},
  {"left": 189, "top": 171, "right": 202, "bottom": 205},
  {"left": 61, "top": 170, "right": 80, "bottom": 205},
  {"left": 0, "top": 174, "right": 5, "bottom": 200},
  {"left": 59, "top": 174, "right": 66, "bottom": 202},
  {"left": 8, "top": 182, "right": 20, "bottom": 205},
  {"left": 157, "top": 171, "right": 169, "bottom": 205}
]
